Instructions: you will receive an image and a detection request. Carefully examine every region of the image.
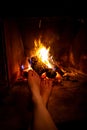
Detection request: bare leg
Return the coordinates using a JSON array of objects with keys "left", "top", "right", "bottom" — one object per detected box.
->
[{"left": 28, "top": 70, "right": 57, "bottom": 130}]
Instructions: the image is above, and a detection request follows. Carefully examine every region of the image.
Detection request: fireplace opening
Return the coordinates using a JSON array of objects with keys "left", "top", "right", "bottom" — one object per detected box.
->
[
  {"left": 3, "top": 17, "right": 87, "bottom": 85},
  {"left": 1, "top": 16, "right": 87, "bottom": 130}
]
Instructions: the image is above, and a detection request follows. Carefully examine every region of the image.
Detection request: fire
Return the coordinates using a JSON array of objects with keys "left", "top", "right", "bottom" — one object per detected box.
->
[{"left": 33, "top": 39, "right": 53, "bottom": 68}]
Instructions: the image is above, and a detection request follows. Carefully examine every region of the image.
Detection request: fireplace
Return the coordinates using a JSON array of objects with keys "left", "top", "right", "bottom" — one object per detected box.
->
[
  {"left": 0, "top": 16, "right": 87, "bottom": 129},
  {"left": 2, "top": 16, "right": 87, "bottom": 86}
]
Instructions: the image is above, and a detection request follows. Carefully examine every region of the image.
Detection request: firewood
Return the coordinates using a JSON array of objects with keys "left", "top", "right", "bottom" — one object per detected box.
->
[
  {"left": 54, "top": 65, "right": 64, "bottom": 76},
  {"left": 28, "top": 56, "right": 57, "bottom": 78},
  {"left": 46, "top": 68, "right": 57, "bottom": 78},
  {"left": 28, "top": 56, "right": 48, "bottom": 75}
]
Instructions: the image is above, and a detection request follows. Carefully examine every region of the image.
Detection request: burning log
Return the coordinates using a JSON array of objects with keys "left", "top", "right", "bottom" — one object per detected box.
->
[
  {"left": 46, "top": 68, "right": 57, "bottom": 78},
  {"left": 28, "top": 56, "right": 57, "bottom": 78},
  {"left": 29, "top": 56, "right": 48, "bottom": 76},
  {"left": 54, "top": 65, "right": 64, "bottom": 76}
]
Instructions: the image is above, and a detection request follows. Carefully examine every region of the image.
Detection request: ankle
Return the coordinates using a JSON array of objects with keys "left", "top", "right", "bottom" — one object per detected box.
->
[{"left": 32, "top": 94, "right": 43, "bottom": 105}]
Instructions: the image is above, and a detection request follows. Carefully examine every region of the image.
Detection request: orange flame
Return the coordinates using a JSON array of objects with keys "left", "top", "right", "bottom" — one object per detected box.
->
[{"left": 33, "top": 38, "right": 54, "bottom": 68}]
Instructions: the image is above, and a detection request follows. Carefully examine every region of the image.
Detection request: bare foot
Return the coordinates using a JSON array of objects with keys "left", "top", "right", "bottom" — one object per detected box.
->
[
  {"left": 40, "top": 78, "right": 53, "bottom": 107},
  {"left": 28, "top": 70, "right": 53, "bottom": 107},
  {"left": 28, "top": 70, "right": 41, "bottom": 104}
]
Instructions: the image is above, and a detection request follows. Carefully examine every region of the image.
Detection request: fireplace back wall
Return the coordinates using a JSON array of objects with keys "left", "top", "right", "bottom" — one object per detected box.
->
[{"left": 4, "top": 17, "right": 87, "bottom": 85}]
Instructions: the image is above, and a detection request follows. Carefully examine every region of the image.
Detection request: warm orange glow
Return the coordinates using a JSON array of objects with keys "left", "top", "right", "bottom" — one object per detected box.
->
[
  {"left": 24, "top": 63, "right": 32, "bottom": 72},
  {"left": 33, "top": 38, "right": 54, "bottom": 68},
  {"left": 56, "top": 72, "right": 62, "bottom": 82}
]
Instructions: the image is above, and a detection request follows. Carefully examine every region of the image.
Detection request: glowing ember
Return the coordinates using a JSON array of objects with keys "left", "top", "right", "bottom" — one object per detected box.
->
[
  {"left": 21, "top": 63, "right": 32, "bottom": 73},
  {"left": 32, "top": 38, "right": 54, "bottom": 68},
  {"left": 25, "top": 63, "right": 32, "bottom": 72}
]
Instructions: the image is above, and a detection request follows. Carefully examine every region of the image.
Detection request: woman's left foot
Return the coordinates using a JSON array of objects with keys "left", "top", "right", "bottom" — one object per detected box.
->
[{"left": 40, "top": 78, "right": 53, "bottom": 106}]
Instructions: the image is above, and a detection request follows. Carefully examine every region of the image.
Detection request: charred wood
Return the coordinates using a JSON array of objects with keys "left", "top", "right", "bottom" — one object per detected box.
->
[
  {"left": 54, "top": 65, "right": 64, "bottom": 76},
  {"left": 28, "top": 56, "right": 57, "bottom": 78}
]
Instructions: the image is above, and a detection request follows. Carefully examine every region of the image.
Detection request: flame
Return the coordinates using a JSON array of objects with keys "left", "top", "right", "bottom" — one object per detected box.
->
[{"left": 33, "top": 39, "right": 53, "bottom": 68}]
